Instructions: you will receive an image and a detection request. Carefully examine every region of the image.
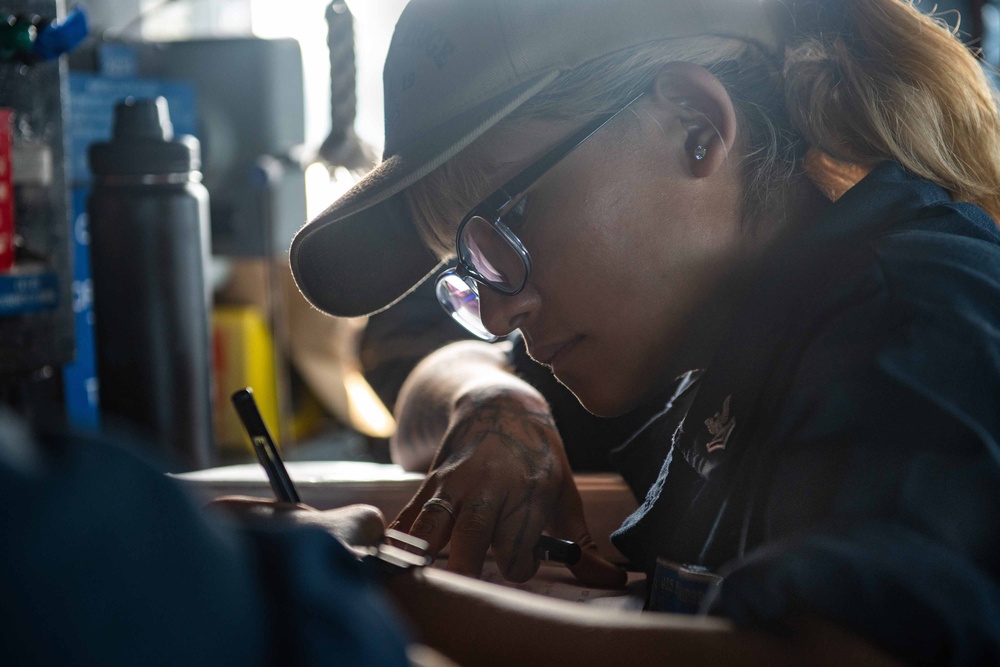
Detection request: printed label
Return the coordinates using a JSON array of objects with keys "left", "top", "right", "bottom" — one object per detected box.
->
[
  {"left": 0, "top": 271, "right": 59, "bottom": 315},
  {"left": 649, "top": 558, "right": 722, "bottom": 614}
]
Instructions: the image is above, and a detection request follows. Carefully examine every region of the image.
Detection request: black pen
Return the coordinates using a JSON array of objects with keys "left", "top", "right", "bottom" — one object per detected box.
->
[
  {"left": 234, "top": 386, "right": 577, "bottom": 564},
  {"left": 534, "top": 535, "right": 581, "bottom": 566},
  {"left": 231, "top": 387, "right": 301, "bottom": 504}
]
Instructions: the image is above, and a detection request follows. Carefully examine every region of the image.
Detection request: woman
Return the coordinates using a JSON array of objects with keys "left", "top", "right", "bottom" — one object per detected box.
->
[{"left": 290, "top": 0, "right": 1000, "bottom": 663}]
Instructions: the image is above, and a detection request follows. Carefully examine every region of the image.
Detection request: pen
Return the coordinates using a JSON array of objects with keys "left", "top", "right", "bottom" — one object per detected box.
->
[
  {"left": 534, "top": 535, "right": 581, "bottom": 566},
  {"left": 233, "top": 386, "right": 578, "bottom": 565},
  {"left": 231, "top": 387, "right": 301, "bottom": 504}
]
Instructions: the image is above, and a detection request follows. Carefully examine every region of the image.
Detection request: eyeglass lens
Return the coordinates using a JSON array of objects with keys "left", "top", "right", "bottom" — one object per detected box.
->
[
  {"left": 435, "top": 271, "right": 497, "bottom": 341},
  {"left": 459, "top": 216, "right": 527, "bottom": 293}
]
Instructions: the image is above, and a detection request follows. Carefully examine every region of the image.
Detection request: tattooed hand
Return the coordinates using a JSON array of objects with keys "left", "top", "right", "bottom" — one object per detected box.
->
[{"left": 391, "top": 384, "right": 625, "bottom": 588}]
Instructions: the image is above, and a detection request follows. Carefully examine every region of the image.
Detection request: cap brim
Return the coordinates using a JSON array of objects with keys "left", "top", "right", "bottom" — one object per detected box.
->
[{"left": 290, "top": 71, "right": 559, "bottom": 318}]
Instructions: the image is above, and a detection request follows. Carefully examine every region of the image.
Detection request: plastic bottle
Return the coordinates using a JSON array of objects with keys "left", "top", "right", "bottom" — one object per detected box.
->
[{"left": 89, "top": 97, "right": 213, "bottom": 470}]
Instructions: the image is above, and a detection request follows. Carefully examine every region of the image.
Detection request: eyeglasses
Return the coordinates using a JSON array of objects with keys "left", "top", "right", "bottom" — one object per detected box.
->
[{"left": 435, "top": 92, "right": 645, "bottom": 341}]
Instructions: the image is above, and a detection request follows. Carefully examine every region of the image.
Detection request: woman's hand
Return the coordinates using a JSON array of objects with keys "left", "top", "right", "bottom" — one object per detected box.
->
[
  {"left": 391, "top": 386, "right": 625, "bottom": 588},
  {"left": 207, "top": 497, "right": 386, "bottom": 549}
]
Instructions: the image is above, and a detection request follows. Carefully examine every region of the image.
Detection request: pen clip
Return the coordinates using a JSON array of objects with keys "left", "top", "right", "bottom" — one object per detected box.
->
[{"left": 232, "top": 387, "right": 301, "bottom": 504}]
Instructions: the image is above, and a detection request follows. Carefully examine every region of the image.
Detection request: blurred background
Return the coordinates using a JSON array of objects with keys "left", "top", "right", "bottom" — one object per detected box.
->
[{"left": 0, "top": 0, "right": 996, "bottom": 473}]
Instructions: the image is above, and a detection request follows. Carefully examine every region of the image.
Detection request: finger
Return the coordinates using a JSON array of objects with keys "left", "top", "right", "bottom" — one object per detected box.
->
[
  {"left": 206, "top": 495, "right": 271, "bottom": 511},
  {"left": 405, "top": 496, "right": 458, "bottom": 558},
  {"left": 551, "top": 479, "right": 627, "bottom": 589},
  {"left": 206, "top": 496, "right": 316, "bottom": 520},
  {"left": 297, "top": 505, "right": 386, "bottom": 548},
  {"left": 565, "top": 533, "right": 626, "bottom": 588},
  {"left": 272, "top": 501, "right": 319, "bottom": 514},
  {"left": 389, "top": 480, "right": 438, "bottom": 532},
  {"left": 446, "top": 496, "right": 500, "bottom": 579},
  {"left": 491, "top": 502, "right": 549, "bottom": 584}
]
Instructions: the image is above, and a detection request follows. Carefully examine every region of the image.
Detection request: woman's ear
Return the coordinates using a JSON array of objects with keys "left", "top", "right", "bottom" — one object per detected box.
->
[{"left": 649, "top": 62, "right": 738, "bottom": 179}]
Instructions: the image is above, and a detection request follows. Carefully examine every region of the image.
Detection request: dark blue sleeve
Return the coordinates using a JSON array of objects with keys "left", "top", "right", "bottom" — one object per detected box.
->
[
  {"left": 714, "top": 523, "right": 1000, "bottom": 663},
  {"left": 711, "top": 233, "right": 1000, "bottom": 664},
  {"left": 0, "top": 414, "right": 410, "bottom": 667}
]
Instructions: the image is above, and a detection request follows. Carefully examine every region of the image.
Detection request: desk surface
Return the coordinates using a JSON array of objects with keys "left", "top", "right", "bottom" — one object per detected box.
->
[
  {"left": 175, "top": 462, "right": 639, "bottom": 563},
  {"left": 469, "top": 559, "right": 647, "bottom": 611}
]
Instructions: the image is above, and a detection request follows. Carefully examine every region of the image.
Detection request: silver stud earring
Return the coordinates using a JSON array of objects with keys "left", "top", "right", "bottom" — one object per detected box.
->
[{"left": 694, "top": 145, "right": 707, "bottom": 161}]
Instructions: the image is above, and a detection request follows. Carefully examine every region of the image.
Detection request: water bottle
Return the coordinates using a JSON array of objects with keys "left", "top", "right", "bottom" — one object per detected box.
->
[{"left": 89, "top": 97, "right": 213, "bottom": 470}]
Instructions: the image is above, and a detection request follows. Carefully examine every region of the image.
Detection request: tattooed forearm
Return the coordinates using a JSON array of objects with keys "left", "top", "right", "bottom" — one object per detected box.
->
[
  {"left": 446, "top": 389, "right": 558, "bottom": 463},
  {"left": 462, "top": 388, "right": 557, "bottom": 430},
  {"left": 391, "top": 372, "right": 454, "bottom": 472},
  {"left": 390, "top": 342, "right": 555, "bottom": 471},
  {"left": 394, "top": 399, "right": 451, "bottom": 460}
]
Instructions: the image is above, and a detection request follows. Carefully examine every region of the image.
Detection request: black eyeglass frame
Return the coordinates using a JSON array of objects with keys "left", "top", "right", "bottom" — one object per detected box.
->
[{"left": 445, "top": 91, "right": 646, "bottom": 297}]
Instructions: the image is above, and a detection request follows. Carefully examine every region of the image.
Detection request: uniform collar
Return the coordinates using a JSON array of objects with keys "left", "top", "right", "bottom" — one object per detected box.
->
[
  {"left": 674, "top": 161, "right": 951, "bottom": 478},
  {"left": 809, "top": 160, "right": 952, "bottom": 243},
  {"left": 612, "top": 162, "right": 967, "bottom": 568}
]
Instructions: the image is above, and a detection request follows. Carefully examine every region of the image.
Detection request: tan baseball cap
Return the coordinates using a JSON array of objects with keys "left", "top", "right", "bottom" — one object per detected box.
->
[{"left": 290, "top": 0, "right": 791, "bottom": 318}]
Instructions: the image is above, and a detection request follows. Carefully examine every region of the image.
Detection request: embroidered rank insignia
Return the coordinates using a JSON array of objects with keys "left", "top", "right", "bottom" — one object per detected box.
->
[{"left": 703, "top": 395, "right": 735, "bottom": 452}]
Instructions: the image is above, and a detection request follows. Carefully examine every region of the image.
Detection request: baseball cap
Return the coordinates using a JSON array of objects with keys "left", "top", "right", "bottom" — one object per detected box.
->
[{"left": 290, "top": 0, "right": 791, "bottom": 318}]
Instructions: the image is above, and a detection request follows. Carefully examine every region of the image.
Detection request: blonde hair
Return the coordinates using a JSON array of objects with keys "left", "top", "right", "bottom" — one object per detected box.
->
[
  {"left": 785, "top": 0, "right": 1000, "bottom": 220},
  {"left": 409, "top": 0, "right": 1000, "bottom": 259}
]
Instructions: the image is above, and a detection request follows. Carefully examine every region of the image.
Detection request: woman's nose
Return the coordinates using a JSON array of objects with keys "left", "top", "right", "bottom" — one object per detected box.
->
[{"left": 478, "top": 282, "right": 539, "bottom": 337}]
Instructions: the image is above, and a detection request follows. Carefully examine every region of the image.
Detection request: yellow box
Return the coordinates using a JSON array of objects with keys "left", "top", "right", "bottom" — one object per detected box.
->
[{"left": 212, "top": 305, "right": 280, "bottom": 454}]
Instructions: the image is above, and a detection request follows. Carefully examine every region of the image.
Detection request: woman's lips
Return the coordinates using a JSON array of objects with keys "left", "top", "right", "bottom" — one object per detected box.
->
[{"left": 531, "top": 335, "right": 583, "bottom": 368}]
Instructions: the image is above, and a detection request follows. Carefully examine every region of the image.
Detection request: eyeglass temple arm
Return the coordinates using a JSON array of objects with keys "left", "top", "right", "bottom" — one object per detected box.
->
[{"left": 496, "top": 92, "right": 646, "bottom": 203}]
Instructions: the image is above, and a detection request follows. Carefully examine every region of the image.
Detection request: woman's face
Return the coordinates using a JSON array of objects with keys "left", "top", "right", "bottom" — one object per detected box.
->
[{"left": 451, "top": 68, "right": 757, "bottom": 416}]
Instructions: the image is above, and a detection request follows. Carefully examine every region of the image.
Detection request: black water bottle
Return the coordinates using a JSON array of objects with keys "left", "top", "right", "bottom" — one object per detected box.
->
[{"left": 89, "top": 97, "right": 213, "bottom": 470}]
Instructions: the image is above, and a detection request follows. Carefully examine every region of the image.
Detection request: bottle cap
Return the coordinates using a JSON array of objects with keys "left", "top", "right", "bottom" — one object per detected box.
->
[{"left": 89, "top": 96, "right": 201, "bottom": 178}]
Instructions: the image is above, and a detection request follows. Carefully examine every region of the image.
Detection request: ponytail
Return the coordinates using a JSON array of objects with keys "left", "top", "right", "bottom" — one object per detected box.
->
[
  {"left": 409, "top": 1, "right": 1000, "bottom": 252},
  {"left": 783, "top": 0, "right": 1000, "bottom": 222}
]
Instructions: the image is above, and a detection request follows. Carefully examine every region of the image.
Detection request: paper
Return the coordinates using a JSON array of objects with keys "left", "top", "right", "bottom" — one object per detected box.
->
[
  {"left": 436, "top": 559, "right": 647, "bottom": 612},
  {"left": 175, "top": 464, "right": 639, "bottom": 563},
  {"left": 176, "top": 460, "right": 425, "bottom": 483}
]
